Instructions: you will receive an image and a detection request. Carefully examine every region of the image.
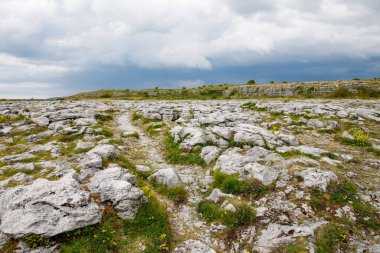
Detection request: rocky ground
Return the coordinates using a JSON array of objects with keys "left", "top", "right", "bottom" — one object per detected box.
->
[{"left": 0, "top": 99, "right": 379, "bottom": 253}]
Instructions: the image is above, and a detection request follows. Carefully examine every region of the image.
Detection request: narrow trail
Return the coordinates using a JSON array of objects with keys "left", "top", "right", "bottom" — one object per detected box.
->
[{"left": 116, "top": 111, "right": 218, "bottom": 248}]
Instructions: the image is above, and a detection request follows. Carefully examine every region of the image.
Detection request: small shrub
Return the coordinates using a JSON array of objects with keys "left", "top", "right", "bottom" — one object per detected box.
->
[
  {"left": 329, "top": 87, "right": 352, "bottom": 98},
  {"left": 356, "top": 86, "right": 380, "bottom": 98}
]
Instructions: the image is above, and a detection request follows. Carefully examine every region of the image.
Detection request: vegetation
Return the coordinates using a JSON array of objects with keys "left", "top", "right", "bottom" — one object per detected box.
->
[
  {"left": 212, "top": 169, "right": 268, "bottom": 199},
  {"left": 240, "top": 102, "right": 267, "bottom": 111},
  {"left": 163, "top": 134, "right": 206, "bottom": 167},
  {"left": 150, "top": 180, "right": 188, "bottom": 204},
  {"left": 315, "top": 223, "right": 349, "bottom": 253},
  {"left": 341, "top": 128, "right": 371, "bottom": 147},
  {"left": 197, "top": 200, "right": 255, "bottom": 229},
  {"left": 65, "top": 78, "right": 380, "bottom": 100},
  {"left": 309, "top": 178, "right": 380, "bottom": 231},
  {"left": 60, "top": 209, "right": 126, "bottom": 252},
  {"left": 123, "top": 196, "right": 172, "bottom": 252}
]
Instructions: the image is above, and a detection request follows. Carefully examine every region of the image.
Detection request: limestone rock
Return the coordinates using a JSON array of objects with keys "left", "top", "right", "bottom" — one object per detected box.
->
[
  {"left": 200, "top": 146, "right": 221, "bottom": 165},
  {"left": 0, "top": 172, "right": 102, "bottom": 238},
  {"left": 297, "top": 168, "right": 337, "bottom": 191},
  {"left": 148, "top": 168, "right": 182, "bottom": 187},
  {"left": 174, "top": 240, "right": 216, "bottom": 253},
  {"left": 88, "top": 164, "right": 144, "bottom": 219}
]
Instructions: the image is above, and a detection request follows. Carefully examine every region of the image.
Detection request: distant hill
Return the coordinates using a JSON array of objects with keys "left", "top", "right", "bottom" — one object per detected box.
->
[{"left": 67, "top": 78, "right": 380, "bottom": 100}]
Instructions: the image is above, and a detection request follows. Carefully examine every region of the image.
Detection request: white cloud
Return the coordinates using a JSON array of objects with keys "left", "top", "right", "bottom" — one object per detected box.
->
[
  {"left": 0, "top": 82, "right": 71, "bottom": 99},
  {"left": 0, "top": 0, "right": 379, "bottom": 97},
  {"left": 176, "top": 79, "right": 205, "bottom": 88}
]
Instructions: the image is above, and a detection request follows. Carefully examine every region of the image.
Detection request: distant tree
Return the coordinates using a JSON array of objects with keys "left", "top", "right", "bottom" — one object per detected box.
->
[
  {"left": 282, "top": 81, "right": 288, "bottom": 83},
  {"left": 246, "top": 80, "right": 256, "bottom": 85},
  {"left": 352, "top": 78, "right": 360, "bottom": 80},
  {"left": 155, "top": 86, "right": 159, "bottom": 90},
  {"left": 270, "top": 81, "right": 275, "bottom": 84},
  {"left": 182, "top": 87, "right": 186, "bottom": 89}
]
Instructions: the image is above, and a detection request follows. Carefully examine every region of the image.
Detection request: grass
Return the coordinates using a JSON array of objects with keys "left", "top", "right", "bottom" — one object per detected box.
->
[
  {"left": 212, "top": 169, "right": 269, "bottom": 198},
  {"left": 131, "top": 112, "right": 161, "bottom": 124},
  {"left": 145, "top": 123, "right": 165, "bottom": 136},
  {"left": 163, "top": 134, "right": 206, "bottom": 167},
  {"left": 60, "top": 196, "right": 172, "bottom": 252},
  {"left": 60, "top": 208, "right": 126, "bottom": 252},
  {"left": 123, "top": 196, "right": 172, "bottom": 252},
  {"left": 122, "top": 131, "right": 139, "bottom": 139},
  {"left": 341, "top": 128, "right": 371, "bottom": 147},
  {"left": 315, "top": 223, "right": 349, "bottom": 253},
  {"left": 240, "top": 102, "right": 267, "bottom": 111},
  {"left": 309, "top": 178, "right": 380, "bottom": 231},
  {"left": 0, "top": 114, "right": 26, "bottom": 124},
  {"left": 150, "top": 180, "right": 188, "bottom": 205},
  {"left": 95, "top": 113, "right": 113, "bottom": 123},
  {"left": 196, "top": 200, "right": 256, "bottom": 229}
]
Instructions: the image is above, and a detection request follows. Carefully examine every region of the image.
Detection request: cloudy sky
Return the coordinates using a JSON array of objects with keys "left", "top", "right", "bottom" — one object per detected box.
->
[{"left": 1, "top": 0, "right": 379, "bottom": 98}]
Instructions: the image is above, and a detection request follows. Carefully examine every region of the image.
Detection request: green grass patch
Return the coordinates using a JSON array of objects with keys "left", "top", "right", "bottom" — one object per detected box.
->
[
  {"left": 341, "top": 128, "right": 372, "bottom": 147},
  {"left": 196, "top": 200, "right": 255, "bottom": 229},
  {"left": 145, "top": 123, "right": 165, "bottom": 137},
  {"left": 123, "top": 196, "right": 172, "bottom": 252},
  {"left": 212, "top": 169, "right": 269, "bottom": 198},
  {"left": 240, "top": 102, "right": 267, "bottom": 111},
  {"left": 60, "top": 209, "right": 126, "bottom": 252},
  {"left": 95, "top": 113, "right": 113, "bottom": 123},
  {"left": 163, "top": 134, "right": 206, "bottom": 167},
  {"left": 316, "top": 223, "right": 349, "bottom": 253},
  {"left": 150, "top": 180, "right": 188, "bottom": 205},
  {"left": 309, "top": 178, "right": 380, "bottom": 231}
]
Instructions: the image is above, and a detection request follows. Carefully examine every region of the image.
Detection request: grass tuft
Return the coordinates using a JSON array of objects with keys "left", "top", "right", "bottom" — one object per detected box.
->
[{"left": 163, "top": 134, "right": 206, "bottom": 166}]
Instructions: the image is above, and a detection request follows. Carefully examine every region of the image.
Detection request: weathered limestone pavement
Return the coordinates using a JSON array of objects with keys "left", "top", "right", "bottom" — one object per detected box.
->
[{"left": 0, "top": 98, "right": 379, "bottom": 252}]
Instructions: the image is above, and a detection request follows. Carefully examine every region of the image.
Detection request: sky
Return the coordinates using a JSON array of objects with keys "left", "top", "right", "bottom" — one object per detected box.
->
[{"left": 0, "top": 0, "right": 380, "bottom": 99}]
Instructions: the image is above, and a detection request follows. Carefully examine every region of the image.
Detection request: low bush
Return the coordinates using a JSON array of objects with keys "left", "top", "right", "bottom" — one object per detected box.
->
[{"left": 329, "top": 87, "right": 352, "bottom": 98}]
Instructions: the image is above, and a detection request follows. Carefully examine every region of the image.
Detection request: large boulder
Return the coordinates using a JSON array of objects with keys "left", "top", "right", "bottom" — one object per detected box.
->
[
  {"left": 148, "top": 168, "right": 182, "bottom": 187},
  {"left": 88, "top": 164, "right": 144, "bottom": 219},
  {"left": 0, "top": 173, "right": 102, "bottom": 238}
]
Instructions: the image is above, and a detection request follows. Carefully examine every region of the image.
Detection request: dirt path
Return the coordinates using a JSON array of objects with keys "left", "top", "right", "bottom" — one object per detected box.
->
[{"left": 116, "top": 111, "right": 218, "bottom": 249}]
